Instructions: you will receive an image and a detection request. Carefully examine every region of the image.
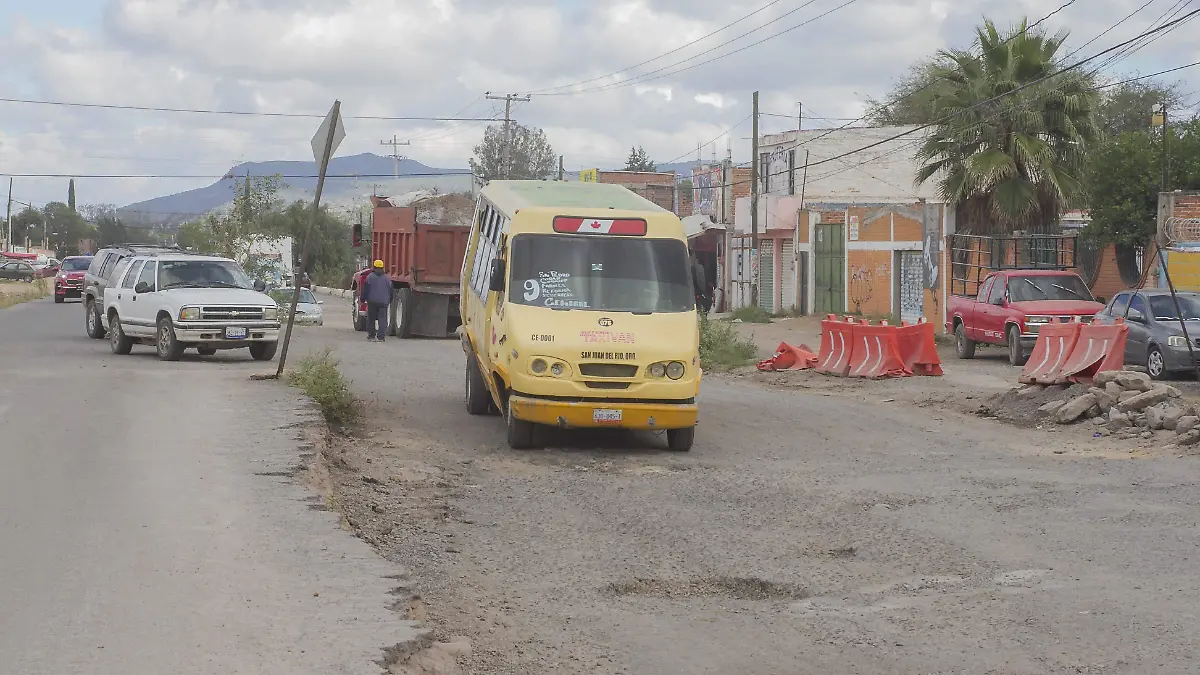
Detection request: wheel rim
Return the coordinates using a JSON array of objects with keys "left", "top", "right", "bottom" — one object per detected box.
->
[
  {"left": 110, "top": 320, "right": 120, "bottom": 348},
  {"left": 1149, "top": 350, "right": 1164, "bottom": 377},
  {"left": 1010, "top": 332, "right": 1019, "bottom": 362},
  {"left": 86, "top": 306, "right": 96, "bottom": 331},
  {"left": 158, "top": 324, "right": 170, "bottom": 354}
]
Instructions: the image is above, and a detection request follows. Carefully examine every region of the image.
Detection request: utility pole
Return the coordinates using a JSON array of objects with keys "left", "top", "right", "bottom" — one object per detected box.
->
[
  {"left": 558, "top": 155, "right": 564, "bottom": 181},
  {"left": 380, "top": 134, "right": 410, "bottom": 180},
  {"left": 750, "top": 90, "right": 760, "bottom": 307},
  {"left": 797, "top": 101, "right": 802, "bottom": 131},
  {"left": 1161, "top": 102, "right": 1170, "bottom": 191},
  {"left": 485, "top": 93, "right": 530, "bottom": 179},
  {"left": 5, "top": 178, "right": 12, "bottom": 253}
]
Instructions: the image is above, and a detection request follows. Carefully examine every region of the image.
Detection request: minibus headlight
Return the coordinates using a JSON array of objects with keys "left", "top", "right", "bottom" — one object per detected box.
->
[
  {"left": 550, "top": 362, "right": 564, "bottom": 376},
  {"left": 648, "top": 363, "right": 667, "bottom": 378},
  {"left": 666, "top": 362, "right": 685, "bottom": 379},
  {"left": 530, "top": 358, "right": 548, "bottom": 374}
]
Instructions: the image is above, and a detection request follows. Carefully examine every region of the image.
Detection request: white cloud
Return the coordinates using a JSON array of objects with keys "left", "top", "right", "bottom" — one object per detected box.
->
[{"left": 0, "top": 0, "right": 1195, "bottom": 208}]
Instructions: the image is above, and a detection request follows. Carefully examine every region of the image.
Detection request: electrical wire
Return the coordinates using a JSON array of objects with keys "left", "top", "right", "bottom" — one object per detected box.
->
[
  {"left": 0, "top": 171, "right": 473, "bottom": 179},
  {"left": 526, "top": 0, "right": 791, "bottom": 95},
  {"left": 0, "top": 97, "right": 501, "bottom": 121},
  {"left": 661, "top": 113, "right": 753, "bottom": 165}
]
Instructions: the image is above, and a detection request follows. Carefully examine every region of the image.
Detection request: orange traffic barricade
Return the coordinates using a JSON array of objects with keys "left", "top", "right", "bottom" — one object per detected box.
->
[
  {"left": 756, "top": 342, "right": 818, "bottom": 371},
  {"left": 847, "top": 322, "right": 911, "bottom": 379},
  {"left": 815, "top": 315, "right": 855, "bottom": 377},
  {"left": 1019, "top": 321, "right": 1083, "bottom": 385},
  {"left": 1060, "top": 320, "right": 1129, "bottom": 385},
  {"left": 895, "top": 318, "right": 943, "bottom": 376}
]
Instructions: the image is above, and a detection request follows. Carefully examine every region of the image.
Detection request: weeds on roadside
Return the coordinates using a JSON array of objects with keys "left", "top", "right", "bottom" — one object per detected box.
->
[
  {"left": 731, "top": 306, "right": 772, "bottom": 323},
  {"left": 700, "top": 314, "right": 759, "bottom": 371},
  {"left": 288, "top": 348, "right": 358, "bottom": 427},
  {"left": 0, "top": 279, "right": 50, "bottom": 310}
]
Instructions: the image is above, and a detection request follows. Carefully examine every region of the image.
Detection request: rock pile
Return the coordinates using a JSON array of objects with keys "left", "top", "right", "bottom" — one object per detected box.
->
[{"left": 1032, "top": 371, "right": 1200, "bottom": 446}]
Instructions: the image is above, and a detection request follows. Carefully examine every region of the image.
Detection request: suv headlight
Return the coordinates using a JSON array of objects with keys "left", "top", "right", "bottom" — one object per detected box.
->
[
  {"left": 1168, "top": 335, "right": 1188, "bottom": 347},
  {"left": 262, "top": 307, "right": 278, "bottom": 320},
  {"left": 179, "top": 307, "right": 200, "bottom": 321},
  {"left": 1025, "top": 315, "right": 1052, "bottom": 325}
]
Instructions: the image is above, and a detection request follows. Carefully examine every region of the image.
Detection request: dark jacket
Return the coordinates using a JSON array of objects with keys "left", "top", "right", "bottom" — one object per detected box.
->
[
  {"left": 692, "top": 259, "right": 707, "bottom": 296},
  {"left": 363, "top": 269, "right": 394, "bottom": 305}
]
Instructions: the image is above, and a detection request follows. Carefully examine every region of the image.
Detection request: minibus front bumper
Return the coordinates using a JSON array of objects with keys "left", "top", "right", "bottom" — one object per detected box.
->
[{"left": 508, "top": 394, "right": 697, "bottom": 430}]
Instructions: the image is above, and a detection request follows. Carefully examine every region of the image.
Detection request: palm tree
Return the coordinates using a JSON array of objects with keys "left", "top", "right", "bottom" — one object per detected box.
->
[{"left": 915, "top": 18, "right": 1099, "bottom": 235}]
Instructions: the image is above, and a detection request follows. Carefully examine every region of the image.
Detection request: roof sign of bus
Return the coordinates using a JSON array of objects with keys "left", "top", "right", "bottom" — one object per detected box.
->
[{"left": 553, "top": 216, "right": 647, "bottom": 236}]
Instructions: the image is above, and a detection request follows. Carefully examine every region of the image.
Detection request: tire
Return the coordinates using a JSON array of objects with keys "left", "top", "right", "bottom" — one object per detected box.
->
[
  {"left": 109, "top": 313, "right": 133, "bottom": 355},
  {"left": 54, "top": 294, "right": 64, "bottom": 304},
  {"left": 352, "top": 297, "right": 367, "bottom": 332},
  {"left": 1147, "top": 345, "right": 1167, "bottom": 380},
  {"left": 156, "top": 317, "right": 186, "bottom": 361},
  {"left": 1007, "top": 325, "right": 1028, "bottom": 367},
  {"left": 23, "top": 275, "right": 33, "bottom": 283},
  {"left": 86, "top": 299, "right": 107, "bottom": 339},
  {"left": 667, "top": 426, "right": 695, "bottom": 452},
  {"left": 955, "top": 323, "right": 976, "bottom": 359},
  {"left": 393, "top": 287, "right": 414, "bottom": 338},
  {"left": 465, "top": 354, "right": 493, "bottom": 415},
  {"left": 505, "top": 396, "right": 535, "bottom": 449},
  {"left": 249, "top": 341, "right": 278, "bottom": 361},
  {"left": 197, "top": 347, "right": 218, "bottom": 356}
]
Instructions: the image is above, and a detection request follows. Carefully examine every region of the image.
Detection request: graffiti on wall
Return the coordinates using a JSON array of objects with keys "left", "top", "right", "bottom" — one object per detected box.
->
[
  {"left": 849, "top": 263, "right": 890, "bottom": 315},
  {"left": 692, "top": 166, "right": 720, "bottom": 217}
]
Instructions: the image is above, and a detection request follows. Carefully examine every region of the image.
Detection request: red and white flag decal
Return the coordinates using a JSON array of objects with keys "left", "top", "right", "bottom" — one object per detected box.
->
[{"left": 553, "top": 217, "right": 647, "bottom": 235}]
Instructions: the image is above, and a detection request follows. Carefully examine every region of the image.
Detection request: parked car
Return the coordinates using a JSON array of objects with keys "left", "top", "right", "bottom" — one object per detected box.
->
[
  {"left": 1093, "top": 289, "right": 1200, "bottom": 380},
  {"left": 0, "top": 261, "right": 37, "bottom": 282},
  {"left": 102, "top": 252, "right": 281, "bottom": 361},
  {"left": 83, "top": 244, "right": 183, "bottom": 339},
  {"left": 268, "top": 287, "right": 324, "bottom": 325},
  {"left": 947, "top": 269, "right": 1105, "bottom": 366},
  {"left": 36, "top": 259, "right": 61, "bottom": 278},
  {"left": 53, "top": 256, "right": 93, "bottom": 303}
]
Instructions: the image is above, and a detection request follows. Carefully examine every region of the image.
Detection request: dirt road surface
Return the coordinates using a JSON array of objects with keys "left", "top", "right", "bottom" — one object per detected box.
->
[
  {"left": 0, "top": 298, "right": 420, "bottom": 674},
  {"left": 302, "top": 293, "right": 1200, "bottom": 674}
]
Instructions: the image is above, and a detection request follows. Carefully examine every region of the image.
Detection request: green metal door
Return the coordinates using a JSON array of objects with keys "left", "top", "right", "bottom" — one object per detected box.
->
[{"left": 814, "top": 224, "right": 845, "bottom": 314}]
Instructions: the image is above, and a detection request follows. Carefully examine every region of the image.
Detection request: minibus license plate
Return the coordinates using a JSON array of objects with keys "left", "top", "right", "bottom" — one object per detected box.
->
[
  {"left": 225, "top": 327, "right": 248, "bottom": 339},
  {"left": 593, "top": 409, "right": 622, "bottom": 424}
]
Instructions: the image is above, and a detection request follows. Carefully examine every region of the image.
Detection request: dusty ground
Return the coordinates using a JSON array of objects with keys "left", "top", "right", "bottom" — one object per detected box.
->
[{"left": 295, "top": 294, "right": 1200, "bottom": 674}]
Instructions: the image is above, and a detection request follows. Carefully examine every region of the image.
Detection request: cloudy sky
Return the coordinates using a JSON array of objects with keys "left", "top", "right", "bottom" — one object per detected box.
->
[{"left": 0, "top": 0, "right": 1196, "bottom": 209}]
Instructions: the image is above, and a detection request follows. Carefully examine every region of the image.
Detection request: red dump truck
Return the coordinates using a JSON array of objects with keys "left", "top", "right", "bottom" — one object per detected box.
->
[{"left": 350, "top": 195, "right": 471, "bottom": 338}]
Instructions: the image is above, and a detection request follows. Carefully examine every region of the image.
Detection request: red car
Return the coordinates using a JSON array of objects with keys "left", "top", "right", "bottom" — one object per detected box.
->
[
  {"left": 946, "top": 269, "right": 1105, "bottom": 366},
  {"left": 53, "top": 256, "right": 93, "bottom": 304},
  {"left": 350, "top": 267, "right": 371, "bottom": 331}
]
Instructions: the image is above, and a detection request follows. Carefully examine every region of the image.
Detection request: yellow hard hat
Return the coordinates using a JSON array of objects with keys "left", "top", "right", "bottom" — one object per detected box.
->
[{"left": 373, "top": 259, "right": 384, "bottom": 268}]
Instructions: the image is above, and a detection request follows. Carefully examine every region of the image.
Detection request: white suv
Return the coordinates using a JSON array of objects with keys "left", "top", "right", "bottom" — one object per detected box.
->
[{"left": 102, "top": 253, "right": 282, "bottom": 361}]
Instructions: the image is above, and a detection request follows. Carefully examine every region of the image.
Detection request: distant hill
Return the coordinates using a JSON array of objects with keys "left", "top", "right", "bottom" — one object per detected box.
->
[
  {"left": 118, "top": 153, "right": 471, "bottom": 228},
  {"left": 119, "top": 155, "right": 708, "bottom": 229}
]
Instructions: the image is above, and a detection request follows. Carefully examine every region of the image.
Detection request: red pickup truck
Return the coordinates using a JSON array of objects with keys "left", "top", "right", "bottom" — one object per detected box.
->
[{"left": 946, "top": 269, "right": 1105, "bottom": 366}]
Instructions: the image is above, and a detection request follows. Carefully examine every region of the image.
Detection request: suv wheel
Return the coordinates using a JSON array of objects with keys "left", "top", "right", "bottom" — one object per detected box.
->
[
  {"left": 86, "top": 299, "right": 107, "bottom": 339},
  {"left": 1007, "top": 325, "right": 1028, "bottom": 367},
  {"left": 109, "top": 313, "right": 133, "bottom": 355},
  {"left": 156, "top": 317, "right": 186, "bottom": 361},
  {"left": 249, "top": 341, "right": 278, "bottom": 361},
  {"left": 955, "top": 323, "right": 976, "bottom": 359}
]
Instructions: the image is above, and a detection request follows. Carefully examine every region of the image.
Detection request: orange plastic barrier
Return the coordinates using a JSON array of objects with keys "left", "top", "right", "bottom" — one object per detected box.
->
[
  {"left": 1018, "top": 321, "right": 1082, "bottom": 385},
  {"left": 895, "top": 319, "right": 943, "bottom": 376},
  {"left": 815, "top": 315, "right": 855, "bottom": 376},
  {"left": 847, "top": 322, "right": 911, "bottom": 379},
  {"left": 1060, "top": 320, "right": 1129, "bottom": 385},
  {"left": 756, "top": 342, "right": 818, "bottom": 371}
]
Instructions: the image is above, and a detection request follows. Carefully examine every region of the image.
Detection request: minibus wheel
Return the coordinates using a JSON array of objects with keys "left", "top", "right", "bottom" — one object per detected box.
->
[
  {"left": 667, "top": 426, "right": 695, "bottom": 452},
  {"left": 505, "top": 398, "right": 535, "bottom": 449},
  {"left": 465, "top": 355, "right": 493, "bottom": 415}
]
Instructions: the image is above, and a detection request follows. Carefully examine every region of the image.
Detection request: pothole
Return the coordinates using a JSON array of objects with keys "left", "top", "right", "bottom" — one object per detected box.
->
[{"left": 604, "top": 576, "right": 809, "bottom": 601}]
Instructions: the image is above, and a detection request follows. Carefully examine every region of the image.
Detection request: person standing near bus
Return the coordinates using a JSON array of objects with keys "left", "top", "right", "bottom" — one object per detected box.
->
[{"left": 362, "top": 259, "right": 393, "bottom": 342}]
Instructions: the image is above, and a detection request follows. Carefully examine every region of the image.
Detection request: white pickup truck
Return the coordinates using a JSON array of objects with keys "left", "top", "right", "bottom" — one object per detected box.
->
[{"left": 103, "top": 252, "right": 282, "bottom": 361}]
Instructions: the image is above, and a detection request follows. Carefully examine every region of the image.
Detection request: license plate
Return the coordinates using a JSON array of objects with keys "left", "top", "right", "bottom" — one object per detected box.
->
[
  {"left": 593, "top": 409, "right": 622, "bottom": 424},
  {"left": 225, "top": 327, "right": 248, "bottom": 339}
]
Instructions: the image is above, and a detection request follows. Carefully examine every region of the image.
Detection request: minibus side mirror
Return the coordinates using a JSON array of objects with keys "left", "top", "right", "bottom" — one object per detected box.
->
[{"left": 488, "top": 259, "right": 506, "bottom": 292}]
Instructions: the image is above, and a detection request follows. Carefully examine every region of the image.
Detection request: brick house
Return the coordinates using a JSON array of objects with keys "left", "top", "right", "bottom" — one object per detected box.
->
[{"left": 580, "top": 169, "right": 688, "bottom": 216}]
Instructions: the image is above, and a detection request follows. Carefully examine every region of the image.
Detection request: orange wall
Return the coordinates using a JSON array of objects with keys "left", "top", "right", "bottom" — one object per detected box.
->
[{"left": 847, "top": 249, "right": 892, "bottom": 317}]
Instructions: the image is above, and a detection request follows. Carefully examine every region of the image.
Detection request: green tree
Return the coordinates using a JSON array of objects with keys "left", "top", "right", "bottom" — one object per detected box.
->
[
  {"left": 12, "top": 206, "right": 43, "bottom": 243},
  {"left": 863, "top": 59, "right": 955, "bottom": 125},
  {"left": 1095, "top": 80, "right": 1184, "bottom": 137},
  {"left": 43, "top": 201, "right": 95, "bottom": 255},
  {"left": 261, "top": 200, "right": 356, "bottom": 286},
  {"left": 915, "top": 18, "right": 1099, "bottom": 234},
  {"left": 68, "top": 179, "right": 76, "bottom": 212},
  {"left": 176, "top": 175, "right": 285, "bottom": 279},
  {"left": 623, "top": 146, "right": 657, "bottom": 172},
  {"left": 94, "top": 215, "right": 130, "bottom": 248},
  {"left": 1086, "top": 116, "right": 1200, "bottom": 247},
  {"left": 469, "top": 123, "right": 557, "bottom": 182}
]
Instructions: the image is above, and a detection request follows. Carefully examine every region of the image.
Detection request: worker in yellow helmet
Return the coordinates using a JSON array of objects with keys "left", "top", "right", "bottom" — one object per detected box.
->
[{"left": 361, "top": 259, "right": 394, "bottom": 342}]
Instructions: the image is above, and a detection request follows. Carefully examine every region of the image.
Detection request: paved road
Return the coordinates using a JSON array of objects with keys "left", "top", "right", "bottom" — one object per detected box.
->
[
  {"left": 0, "top": 298, "right": 418, "bottom": 674},
  {"left": 310, "top": 290, "right": 1200, "bottom": 675}
]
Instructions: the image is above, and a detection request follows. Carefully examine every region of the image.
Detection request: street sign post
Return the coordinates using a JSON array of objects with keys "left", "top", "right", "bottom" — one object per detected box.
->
[{"left": 275, "top": 100, "right": 344, "bottom": 378}]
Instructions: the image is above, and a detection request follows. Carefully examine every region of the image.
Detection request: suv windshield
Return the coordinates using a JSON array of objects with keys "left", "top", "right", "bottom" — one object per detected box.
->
[
  {"left": 508, "top": 234, "right": 694, "bottom": 313},
  {"left": 159, "top": 260, "right": 252, "bottom": 290},
  {"left": 61, "top": 258, "right": 91, "bottom": 272},
  {"left": 1150, "top": 294, "right": 1200, "bottom": 320},
  {"left": 1008, "top": 274, "right": 1094, "bottom": 302}
]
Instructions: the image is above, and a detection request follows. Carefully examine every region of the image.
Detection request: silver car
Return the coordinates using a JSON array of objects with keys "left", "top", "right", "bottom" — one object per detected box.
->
[
  {"left": 1094, "top": 289, "right": 1200, "bottom": 379},
  {"left": 269, "top": 287, "right": 324, "bottom": 326}
]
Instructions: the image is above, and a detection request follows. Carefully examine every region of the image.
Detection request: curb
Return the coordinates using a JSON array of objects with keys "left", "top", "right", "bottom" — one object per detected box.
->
[{"left": 313, "top": 285, "right": 352, "bottom": 299}]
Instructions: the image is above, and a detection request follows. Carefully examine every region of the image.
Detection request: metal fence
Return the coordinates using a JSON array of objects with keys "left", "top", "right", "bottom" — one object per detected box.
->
[{"left": 949, "top": 233, "right": 1079, "bottom": 297}]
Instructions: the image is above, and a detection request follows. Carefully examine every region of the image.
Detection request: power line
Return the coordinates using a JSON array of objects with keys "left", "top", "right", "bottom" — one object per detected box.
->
[
  {"left": 0, "top": 97, "right": 500, "bottom": 121},
  {"left": 527, "top": 0, "right": 790, "bottom": 95},
  {"left": 662, "top": 113, "right": 753, "bottom": 165},
  {"left": 1094, "top": 60, "right": 1200, "bottom": 90},
  {"left": 538, "top": 0, "right": 849, "bottom": 96},
  {"left": 0, "top": 171, "right": 473, "bottom": 179}
]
